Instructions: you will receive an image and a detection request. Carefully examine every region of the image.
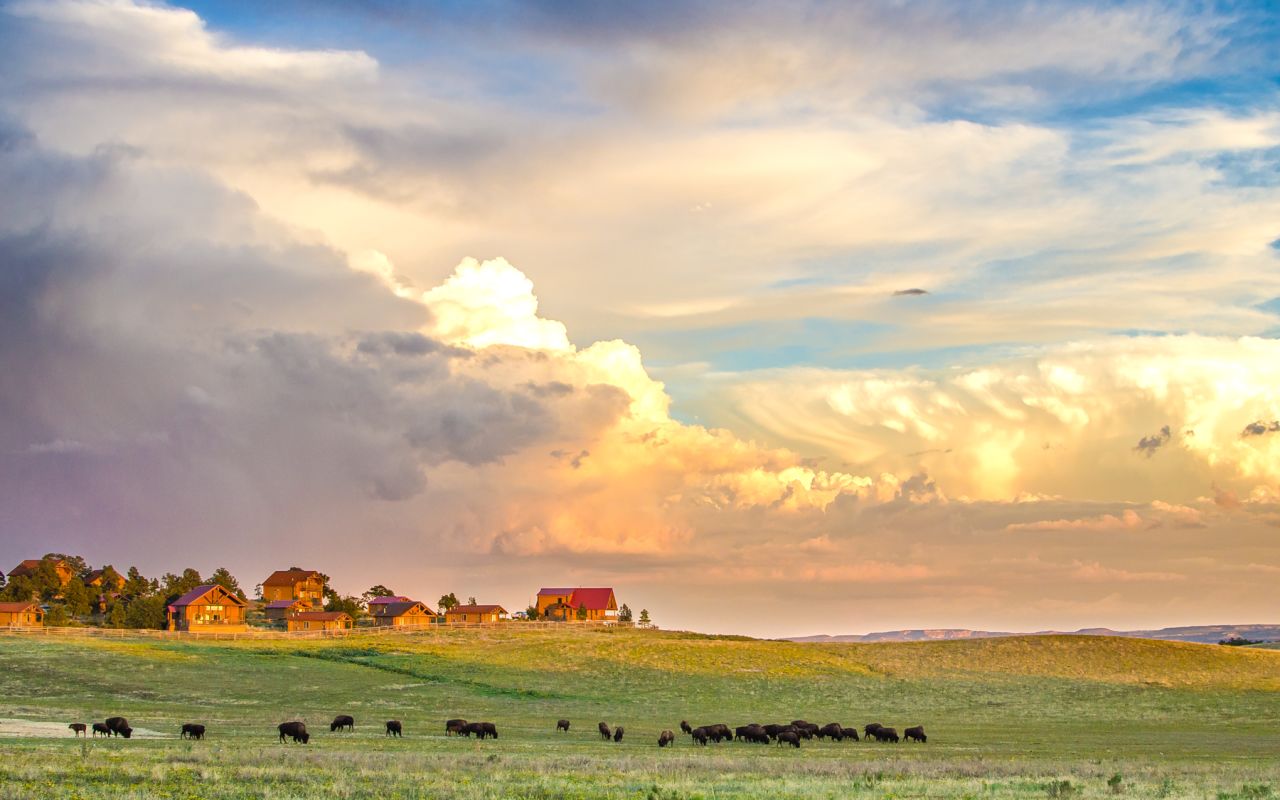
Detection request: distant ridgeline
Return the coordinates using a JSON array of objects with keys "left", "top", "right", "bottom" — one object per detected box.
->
[{"left": 787, "top": 624, "right": 1280, "bottom": 645}]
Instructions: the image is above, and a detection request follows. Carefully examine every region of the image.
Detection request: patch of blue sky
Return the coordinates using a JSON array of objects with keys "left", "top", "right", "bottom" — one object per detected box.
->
[{"left": 1208, "top": 147, "right": 1280, "bottom": 188}]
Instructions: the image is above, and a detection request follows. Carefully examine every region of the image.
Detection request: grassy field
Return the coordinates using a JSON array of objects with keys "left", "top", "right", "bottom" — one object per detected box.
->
[{"left": 1, "top": 628, "right": 1278, "bottom": 799}]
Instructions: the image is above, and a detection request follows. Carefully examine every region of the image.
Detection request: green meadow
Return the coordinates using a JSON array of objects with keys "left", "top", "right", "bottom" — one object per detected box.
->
[{"left": 0, "top": 628, "right": 1277, "bottom": 799}]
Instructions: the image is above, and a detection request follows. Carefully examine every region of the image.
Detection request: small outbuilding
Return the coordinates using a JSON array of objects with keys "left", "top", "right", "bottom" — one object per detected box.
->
[
  {"left": 370, "top": 600, "right": 436, "bottom": 628},
  {"left": 0, "top": 601, "right": 44, "bottom": 627},
  {"left": 445, "top": 604, "right": 508, "bottom": 625},
  {"left": 286, "top": 611, "right": 353, "bottom": 632}
]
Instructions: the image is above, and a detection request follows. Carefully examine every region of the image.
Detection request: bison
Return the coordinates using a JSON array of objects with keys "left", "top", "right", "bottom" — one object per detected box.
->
[
  {"left": 708, "top": 723, "right": 732, "bottom": 743},
  {"left": 658, "top": 729, "right": 674, "bottom": 747},
  {"left": 105, "top": 717, "right": 130, "bottom": 738},
  {"left": 740, "top": 724, "right": 769, "bottom": 744},
  {"left": 464, "top": 721, "right": 497, "bottom": 739},
  {"left": 863, "top": 723, "right": 883, "bottom": 740},
  {"left": 278, "top": 721, "right": 309, "bottom": 744},
  {"left": 904, "top": 725, "right": 926, "bottom": 743},
  {"left": 818, "top": 722, "right": 844, "bottom": 741},
  {"left": 330, "top": 715, "right": 355, "bottom": 733},
  {"left": 445, "top": 718, "right": 468, "bottom": 736},
  {"left": 777, "top": 731, "right": 801, "bottom": 748},
  {"left": 840, "top": 725, "right": 860, "bottom": 741},
  {"left": 181, "top": 723, "right": 206, "bottom": 740},
  {"left": 690, "top": 726, "right": 710, "bottom": 746},
  {"left": 598, "top": 721, "right": 612, "bottom": 740},
  {"left": 613, "top": 726, "right": 624, "bottom": 743},
  {"left": 680, "top": 720, "right": 692, "bottom": 735},
  {"left": 873, "top": 727, "right": 900, "bottom": 743},
  {"left": 68, "top": 723, "right": 86, "bottom": 737},
  {"left": 556, "top": 719, "right": 570, "bottom": 732},
  {"left": 385, "top": 720, "right": 402, "bottom": 737},
  {"left": 91, "top": 723, "right": 111, "bottom": 737}
]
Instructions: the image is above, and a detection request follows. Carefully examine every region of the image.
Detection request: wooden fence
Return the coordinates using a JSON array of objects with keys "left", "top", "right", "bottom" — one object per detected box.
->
[{"left": 0, "top": 619, "right": 649, "bottom": 641}]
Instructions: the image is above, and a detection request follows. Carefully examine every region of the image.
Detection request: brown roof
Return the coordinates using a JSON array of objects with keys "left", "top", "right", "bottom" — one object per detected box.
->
[
  {"left": 262, "top": 569, "right": 322, "bottom": 586},
  {"left": 373, "top": 601, "right": 435, "bottom": 618},
  {"left": 290, "top": 611, "right": 351, "bottom": 622},
  {"left": 8, "top": 559, "right": 65, "bottom": 578},
  {"left": 0, "top": 601, "right": 40, "bottom": 613},
  {"left": 447, "top": 604, "right": 507, "bottom": 615},
  {"left": 169, "top": 584, "right": 247, "bottom": 609}
]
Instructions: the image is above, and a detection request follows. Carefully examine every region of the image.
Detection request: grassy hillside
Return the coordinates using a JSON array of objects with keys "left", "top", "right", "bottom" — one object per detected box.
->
[{"left": 0, "top": 628, "right": 1277, "bottom": 799}]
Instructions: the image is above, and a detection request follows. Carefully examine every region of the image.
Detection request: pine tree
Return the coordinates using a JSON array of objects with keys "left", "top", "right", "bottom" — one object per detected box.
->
[
  {"left": 105, "top": 601, "right": 128, "bottom": 629},
  {"left": 617, "top": 603, "right": 633, "bottom": 623},
  {"left": 639, "top": 609, "right": 651, "bottom": 627},
  {"left": 209, "top": 567, "right": 245, "bottom": 599},
  {"left": 576, "top": 602, "right": 588, "bottom": 621}
]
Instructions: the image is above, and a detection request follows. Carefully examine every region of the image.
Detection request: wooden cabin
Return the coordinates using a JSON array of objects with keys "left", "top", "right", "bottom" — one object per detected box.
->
[
  {"left": 264, "top": 597, "right": 312, "bottom": 621},
  {"left": 167, "top": 584, "right": 248, "bottom": 632},
  {"left": 286, "top": 611, "right": 353, "bottom": 632},
  {"left": 536, "top": 587, "right": 618, "bottom": 622},
  {"left": 0, "top": 601, "right": 43, "bottom": 627},
  {"left": 369, "top": 600, "right": 436, "bottom": 628},
  {"left": 7, "top": 558, "right": 74, "bottom": 586},
  {"left": 445, "top": 604, "right": 507, "bottom": 625},
  {"left": 261, "top": 569, "right": 325, "bottom": 604}
]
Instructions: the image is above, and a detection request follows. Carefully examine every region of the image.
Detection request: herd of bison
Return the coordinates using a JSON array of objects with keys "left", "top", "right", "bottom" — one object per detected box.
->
[{"left": 67, "top": 716, "right": 926, "bottom": 748}]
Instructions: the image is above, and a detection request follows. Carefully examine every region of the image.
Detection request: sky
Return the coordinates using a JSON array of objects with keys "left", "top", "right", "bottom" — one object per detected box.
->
[{"left": 1, "top": 0, "right": 1279, "bottom": 638}]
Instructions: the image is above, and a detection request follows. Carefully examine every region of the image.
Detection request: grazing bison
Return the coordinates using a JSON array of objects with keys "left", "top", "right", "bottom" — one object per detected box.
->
[
  {"left": 863, "top": 723, "right": 883, "bottom": 740},
  {"left": 613, "top": 726, "right": 624, "bottom": 742},
  {"left": 598, "top": 721, "right": 612, "bottom": 740},
  {"left": 385, "top": 720, "right": 402, "bottom": 737},
  {"left": 793, "top": 723, "right": 817, "bottom": 740},
  {"left": 464, "top": 721, "right": 498, "bottom": 739},
  {"left": 105, "top": 717, "right": 130, "bottom": 737},
  {"left": 679, "top": 720, "right": 692, "bottom": 735},
  {"left": 556, "top": 719, "right": 570, "bottom": 732},
  {"left": 840, "top": 725, "right": 860, "bottom": 741},
  {"left": 690, "top": 726, "right": 710, "bottom": 746},
  {"left": 278, "top": 721, "right": 309, "bottom": 744},
  {"left": 445, "top": 719, "right": 468, "bottom": 736},
  {"left": 330, "top": 715, "right": 355, "bottom": 733},
  {"left": 68, "top": 723, "right": 86, "bottom": 737},
  {"left": 904, "top": 725, "right": 926, "bottom": 743},
  {"left": 658, "top": 729, "right": 674, "bottom": 747},
  {"left": 740, "top": 724, "right": 769, "bottom": 744},
  {"left": 181, "top": 723, "right": 206, "bottom": 740},
  {"left": 818, "top": 722, "right": 844, "bottom": 741},
  {"left": 873, "top": 727, "right": 900, "bottom": 743},
  {"left": 777, "top": 731, "right": 801, "bottom": 748},
  {"left": 91, "top": 723, "right": 111, "bottom": 737},
  {"left": 708, "top": 723, "right": 732, "bottom": 743}
]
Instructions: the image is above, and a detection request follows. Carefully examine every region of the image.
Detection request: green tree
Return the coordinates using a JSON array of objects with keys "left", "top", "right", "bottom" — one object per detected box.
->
[
  {"left": 122, "top": 567, "right": 151, "bottom": 598},
  {"left": 438, "top": 593, "right": 460, "bottom": 612},
  {"left": 467, "top": 596, "right": 477, "bottom": 606},
  {"left": 525, "top": 604, "right": 540, "bottom": 621},
  {"left": 576, "top": 602, "right": 588, "bottom": 621},
  {"left": 44, "top": 603, "right": 72, "bottom": 627},
  {"left": 209, "top": 567, "right": 246, "bottom": 600},
  {"left": 61, "top": 578, "right": 92, "bottom": 617},
  {"left": 124, "top": 595, "right": 168, "bottom": 629},
  {"left": 617, "top": 603, "right": 633, "bottom": 623},
  {"left": 363, "top": 585, "right": 396, "bottom": 603},
  {"left": 44, "top": 553, "right": 89, "bottom": 579},
  {"left": 98, "top": 564, "right": 123, "bottom": 590},
  {"left": 639, "top": 609, "right": 651, "bottom": 627},
  {"left": 32, "top": 560, "right": 66, "bottom": 601},
  {"left": 0, "top": 575, "right": 34, "bottom": 602},
  {"left": 325, "top": 594, "right": 363, "bottom": 618},
  {"left": 162, "top": 568, "right": 203, "bottom": 597},
  {"left": 104, "top": 600, "right": 128, "bottom": 629}
]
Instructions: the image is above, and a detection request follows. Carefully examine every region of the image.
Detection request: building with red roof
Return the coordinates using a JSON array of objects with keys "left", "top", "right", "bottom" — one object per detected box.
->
[{"left": 535, "top": 587, "right": 618, "bottom": 622}]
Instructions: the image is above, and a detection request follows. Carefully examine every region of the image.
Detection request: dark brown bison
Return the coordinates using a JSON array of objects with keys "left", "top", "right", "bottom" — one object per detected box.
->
[
  {"left": 818, "top": 722, "right": 844, "bottom": 741},
  {"left": 739, "top": 724, "right": 769, "bottom": 744},
  {"left": 793, "top": 723, "right": 817, "bottom": 740},
  {"left": 658, "top": 729, "right": 674, "bottom": 747},
  {"left": 180, "top": 723, "right": 205, "bottom": 740},
  {"left": 91, "top": 723, "right": 111, "bottom": 737},
  {"left": 863, "top": 723, "right": 883, "bottom": 739},
  {"left": 777, "top": 731, "right": 801, "bottom": 748},
  {"left": 613, "top": 726, "right": 624, "bottom": 742},
  {"left": 598, "top": 721, "right": 612, "bottom": 740},
  {"left": 330, "top": 715, "right": 355, "bottom": 732},
  {"left": 904, "top": 725, "right": 926, "bottom": 743},
  {"left": 464, "top": 721, "right": 497, "bottom": 739},
  {"left": 690, "top": 726, "right": 710, "bottom": 746},
  {"left": 68, "top": 723, "right": 86, "bottom": 737},
  {"left": 873, "top": 727, "right": 900, "bottom": 743},
  {"left": 278, "top": 721, "right": 309, "bottom": 744},
  {"left": 445, "top": 718, "right": 467, "bottom": 736},
  {"left": 680, "top": 720, "right": 692, "bottom": 735},
  {"left": 385, "top": 720, "right": 402, "bottom": 737},
  {"left": 105, "top": 717, "right": 130, "bottom": 738},
  {"left": 556, "top": 719, "right": 570, "bottom": 732},
  {"left": 708, "top": 723, "right": 731, "bottom": 743},
  {"left": 840, "top": 725, "right": 860, "bottom": 741}
]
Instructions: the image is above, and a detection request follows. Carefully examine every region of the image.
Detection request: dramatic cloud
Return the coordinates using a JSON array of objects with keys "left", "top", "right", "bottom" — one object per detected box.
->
[
  {"left": 1242, "top": 420, "right": 1280, "bottom": 437},
  {"left": 1135, "top": 426, "right": 1173, "bottom": 458}
]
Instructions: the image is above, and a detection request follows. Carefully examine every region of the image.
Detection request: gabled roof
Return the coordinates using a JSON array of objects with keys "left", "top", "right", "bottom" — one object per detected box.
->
[
  {"left": 290, "top": 611, "right": 351, "bottom": 622},
  {"left": 262, "top": 569, "right": 322, "bottom": 586},
  {"left": 0, "top": 601, "right": 40, "bottom": 613},
  {"left": 266, "top": 599, "right": 308, "bottom": 609},
  {"left": 568, "top": 588, "right": 616, "bottom": 611},
  {"left": 537, "top": 587, "right": 575, "bottom": 596},
  {"left": 8, "top": 559, "right": 66, "bottom": 578},
  {"left": 169, "top": 584, "right": 247, "bottom": 609},
  {"left": 447, "top": 604, "right": 507, "bottom": 614},
  {"left": 367, "top": 595, "right": 412, "bottom": 605},
  {"left": 373, "top": 601, "right": 435, "bottom": 618}
]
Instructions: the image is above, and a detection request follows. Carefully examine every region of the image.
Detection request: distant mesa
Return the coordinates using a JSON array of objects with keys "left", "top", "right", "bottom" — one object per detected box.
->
[
  {"left": 892, "top": 288, "right": 929, "bottom": 296},
  {"left": 785, "top": 623, "right": 1280, "bottom": 645}
]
